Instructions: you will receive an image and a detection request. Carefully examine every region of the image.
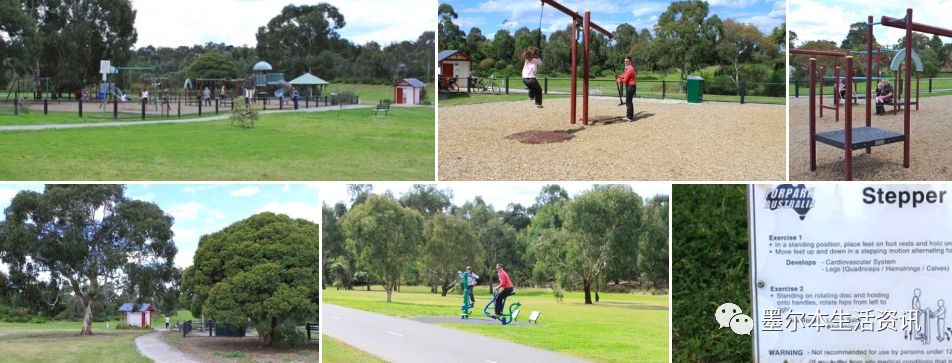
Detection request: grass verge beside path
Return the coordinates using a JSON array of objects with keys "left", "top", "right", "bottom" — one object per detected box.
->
[
  {"left": 0, "top": 107, "right": 434, "bottom": 180},
  {"left": 322, "top": 334, "right": 387, "bottom": 363},
  {"left": 0, "top": 322, "right": 150, "bottom": 363},
  {"left": 324, "top": 286, "right": 669, "bottom": 363}
]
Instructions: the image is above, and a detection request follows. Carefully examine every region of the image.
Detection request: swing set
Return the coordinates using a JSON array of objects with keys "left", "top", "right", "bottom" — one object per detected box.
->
[{"left": 538, "top": 0, "right": 614, "bottom": 125}]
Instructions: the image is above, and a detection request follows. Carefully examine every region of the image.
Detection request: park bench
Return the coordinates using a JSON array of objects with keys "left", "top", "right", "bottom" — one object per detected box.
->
[
  {"left": 373, "top": 102, "right": 390, "bottom": 117},
  {"left": 305, "top": 322, "right": 319, "bottom": 340}
]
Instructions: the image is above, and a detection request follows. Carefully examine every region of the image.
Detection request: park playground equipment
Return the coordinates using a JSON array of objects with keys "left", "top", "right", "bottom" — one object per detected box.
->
[
  {"left": 458, "top": 271, "right": 474, "bottom": 319},
  {"left": 483, "top": 289, "right": 522, "bottom": 325},
  {"left": 815, "top": 48, "right": 921, "bottom": 122},
  {"left": 793, "top": 8, "right": 952, "bottom": 180},
  {"left": 538, "top": 0, "right": 614, "bottom": 125}
]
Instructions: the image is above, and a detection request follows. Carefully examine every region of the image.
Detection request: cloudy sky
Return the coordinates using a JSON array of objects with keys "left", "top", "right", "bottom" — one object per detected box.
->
[
  {"left": 790, "top": 1, "right": 952, "bottom": 46},
  {"left": 0, "top": 184, "right": 320, "bottom": 269},
  {"left": 442, "top": 0, "right": 785, "bottom": 39},
  {"left": 322, "top": 182, "right": 670, "bottom": 210},
  {"left": 132, "top": 0, "right": 435, "bottom": 48}
]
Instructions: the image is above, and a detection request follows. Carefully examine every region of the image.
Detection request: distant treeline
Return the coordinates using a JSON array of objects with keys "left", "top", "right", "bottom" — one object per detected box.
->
[{"left": 0, "top": 2, "right": 434, "bottom": 95}]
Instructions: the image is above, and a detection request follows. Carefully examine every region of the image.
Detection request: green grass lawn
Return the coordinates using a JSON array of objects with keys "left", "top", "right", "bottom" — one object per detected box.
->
[
  {"left": 322, "top": 334, "right": 386, "bottom": 363},
  {"left": 0, "top": 321, "right": 150, "bottom": 363},
  {"left": 0, "top": 107, "right": 434, "bottom": 180},
  {"left": 325, "top": 83, "right": 434, "bottom": 105},
  {"left": 324, "top": 286, "right": 669, "bottom": 363}
]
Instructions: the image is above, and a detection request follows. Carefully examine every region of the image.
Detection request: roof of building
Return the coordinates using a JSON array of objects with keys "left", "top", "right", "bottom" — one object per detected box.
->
[
  {"left": 397, "top": 78, "right": 426, "bottom": 88},
  {"left": 118, "top": 303, "right": 136, "bottom": 312},
  {"left": 289, "top": 72, "right": 330, "bottom": 85},
  {"left": 438, "top": 50, "right": 473, "bottom": 63}
]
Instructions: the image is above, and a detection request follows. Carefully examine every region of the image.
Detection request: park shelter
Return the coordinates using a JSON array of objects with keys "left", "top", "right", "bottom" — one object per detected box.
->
[
  {"left": 438, "top": 50, "right": 473, "bottom": 80},
  {"left": 394, "top": 78, "right": 425, "bottom": 105},
  {"left": 289, "top": 72, "right": 330, "bottom": 97},
  {"left": 118, "top": 303, "right": 156, "bottom": 328}
]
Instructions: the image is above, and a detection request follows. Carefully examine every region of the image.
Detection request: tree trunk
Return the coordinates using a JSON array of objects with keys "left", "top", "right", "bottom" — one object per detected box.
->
[
  {"left": 440, "top": 283, "right": 449, "bottom": 297},
  {"left": 269, "top": 316, "right": 278, "bottom": 346},
  {"left": 385, "top": 284, "right": 393, "bottom": 302},
  {"left": 81, "top": 295, "right": 94, "bottom": 335},
  {"left": 583, "top": 280, "right": 593, "bottom": 305}
]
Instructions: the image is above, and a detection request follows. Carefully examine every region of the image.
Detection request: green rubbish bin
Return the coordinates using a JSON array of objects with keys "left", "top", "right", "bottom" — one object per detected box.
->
[{"left": 686, "top": 76, "right": 704, "bottom": 103}]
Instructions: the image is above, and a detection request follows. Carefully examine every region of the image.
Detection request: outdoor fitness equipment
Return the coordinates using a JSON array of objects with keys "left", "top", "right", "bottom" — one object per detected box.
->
[
  {"left": 794, "top": 8, "right": 952, "bottom": 180},
  {"left": 539, "top": 0, "right": 614, "bottom": 125},
  {"left": 458, "top": 271, "right": 474, "bottom": 319},
  {"left": 483, "top": 289, "right": 521, "bottom": 325}
]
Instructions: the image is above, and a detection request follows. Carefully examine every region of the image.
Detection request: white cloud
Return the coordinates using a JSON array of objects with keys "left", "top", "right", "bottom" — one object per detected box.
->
[
  {"left": 133, "top": 0, "right": 432, "bottom": 48},
  {"left": 790, "top": 1, "right": 951, "bottom": 46},
  {"left": 257, "top": 202, "right": 320, "bottom": 223},
  {"left": 168, "top": 202, "right": 204, "bottom": 221},
  {"left": 132, "top": 192, "right": 155, "bottom": 202},
  {"left": 708, "top": 0, "right": 760, "bottom": 9},
  {"left": 229, "top": 186, "right": 261, "bottom": 197},
  {"left": 204, "top": 208, "right": 228, "bottom": 224},
  {"left": 172, "top": 227, "right": 200, "bottom": 268},
  {"left": 632, "top": 3, "right": 669, "bottom": 18},
  {"left": 0, "top": 188, "right": 19, "bottom": 207}
]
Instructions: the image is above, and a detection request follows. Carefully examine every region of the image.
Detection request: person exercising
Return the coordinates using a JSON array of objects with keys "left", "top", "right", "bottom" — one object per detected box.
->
[
  {"left": 493, "top": 263, "right": 514, "bottom": 319},
  {"left": 464, "top": 266, "right": 478, "bottom": 306},
  {"left": 618, "top": 56, "right": 637, "bottom": 121}
]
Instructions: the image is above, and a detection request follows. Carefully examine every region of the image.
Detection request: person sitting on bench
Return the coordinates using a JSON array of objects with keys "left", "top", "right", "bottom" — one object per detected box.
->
[
  {"left": 875, "top": 80, "right": 894, "bottom": 115},
  {"left": 492, "top": 263, "right": 514, "bottom": 319}
]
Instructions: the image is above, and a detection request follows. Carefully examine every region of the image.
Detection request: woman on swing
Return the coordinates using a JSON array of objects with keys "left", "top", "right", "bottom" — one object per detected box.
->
[{"left": 521, "top": 47, "right": 544, "bottom": 108}]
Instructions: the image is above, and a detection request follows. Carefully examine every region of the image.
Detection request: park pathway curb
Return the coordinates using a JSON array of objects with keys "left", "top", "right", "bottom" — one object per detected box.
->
[
  {"left": 0, "top": 104, "right": 373, "bottom": 131},
  {"left": 324, "top": 303, "right": 592, "bottom": 363},
  {"left": 135, "top": 329, "right": 201, "bottom": 363}
]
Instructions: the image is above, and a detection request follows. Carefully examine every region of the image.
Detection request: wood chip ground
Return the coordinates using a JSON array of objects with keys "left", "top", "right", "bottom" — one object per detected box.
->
[{"left": 439, "top": 97, "right": 785, "bottom": 180}]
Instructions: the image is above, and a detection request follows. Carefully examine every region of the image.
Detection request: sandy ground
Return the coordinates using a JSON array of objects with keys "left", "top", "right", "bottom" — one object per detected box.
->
[
  {"left": 439, "top": 97, "right": 785, "bottom": 180},
  {"left": 789, "top": 95, "right": 952, "bottom": 180}
]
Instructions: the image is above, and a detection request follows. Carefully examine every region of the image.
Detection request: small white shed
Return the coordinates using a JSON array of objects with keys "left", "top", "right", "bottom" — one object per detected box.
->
[
  {"left": 394, "top": 78, "right": 425, "bottom": 105},
  {"left": 119, "top": 303, "right": 156, "bottom": 328}
]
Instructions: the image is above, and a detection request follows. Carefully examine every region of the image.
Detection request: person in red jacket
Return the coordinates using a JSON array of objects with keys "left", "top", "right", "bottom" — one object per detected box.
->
[
  {"left": 493, "top": 263, "right": 514, "bottom": 318},
  {"left": 617, "top": 56, "right": 637, "bottom": 121}
]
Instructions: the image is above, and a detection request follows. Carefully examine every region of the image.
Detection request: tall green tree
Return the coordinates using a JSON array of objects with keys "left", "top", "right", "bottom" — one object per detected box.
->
[
  {"left": 399, "top": 184, "right": 453, "bottom": 218},
  {"left": 638, "top": 196, "right": 669, "bottom": 288},
  {"left": 423, "top": 214, "right": 483, "bottom": 296},
  {"left": 653, "top": 0, "right": 721, "bottom": 82},
  {"left": 341, "top": 195, "right": 424, "bottom": 302},
  {"left": 181, "top": 212, "right": 318, "bottom": 347},
  {"left": 717, "top": 19, "right": 764, "bottom": 83},
  {"left": 256, "top": 3, "right": 346, "bottom": 78},
  {"left": 0, "top": 185, "right": 176, "bottom": 335},
  {"left": 186, "top": 49, "right": 239, "bottom": 80},
  {"left": 438, "top": 3, "right": 465, "bottom": 51},
  {"left": 538, "top": 186, "right": 643, "bottom": 304},
  {"left": 492, "top": 30, "right": 515, "bottom": 69},
  {"left": 840, "top": 21, "right": 871, "bottom": 50}
]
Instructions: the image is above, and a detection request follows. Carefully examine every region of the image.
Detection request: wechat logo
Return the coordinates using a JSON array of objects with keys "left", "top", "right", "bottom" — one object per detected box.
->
[{"left": 716, "top": 302, "right": 753, "bottom": 335}]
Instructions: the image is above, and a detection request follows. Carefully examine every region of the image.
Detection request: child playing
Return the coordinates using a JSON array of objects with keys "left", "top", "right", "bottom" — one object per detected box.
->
[{"left": 521, "top": 47, "right": 543, "bottom": 108}]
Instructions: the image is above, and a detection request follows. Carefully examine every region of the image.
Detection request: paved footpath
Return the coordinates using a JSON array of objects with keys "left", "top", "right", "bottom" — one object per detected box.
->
[
  {"left": 323, "top": 303, "right": 592, "bottom": 363},
  {"left": 135, "top": 329, "right": 200, "bottom": 363},
  {"left": 0, "top": 104, "right": 371, "bottom": 131}
]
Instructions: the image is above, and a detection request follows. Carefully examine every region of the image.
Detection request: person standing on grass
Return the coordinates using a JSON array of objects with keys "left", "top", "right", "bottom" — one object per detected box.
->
[
  {"left": 618, "top": 56, "right": 637, "bottom": 121},
  {"left": 165, "top": 315, "right": 170, "bottom": 330},
  {"left": 521, "top": 47, "right": 543, "bottom": 108},
  {"left": 140, "top": 89, "right": 149, "bottom": 105},
  {"left": 493, "top": 263, "right": 514, "bottom": 318},
  {"left": 220, "top": 85, "right": 227, "bottom": 102}
]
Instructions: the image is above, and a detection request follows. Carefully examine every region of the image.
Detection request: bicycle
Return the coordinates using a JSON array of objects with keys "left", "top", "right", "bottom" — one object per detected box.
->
[
  {"left": 439, "top": 76, "right": 459, "bottom": 93},
  {"left": 474, "top": 76, "right": 501, "bottom": 94},
  {"left": 169, "top": 321, "right": 182, "bottom": 332}
]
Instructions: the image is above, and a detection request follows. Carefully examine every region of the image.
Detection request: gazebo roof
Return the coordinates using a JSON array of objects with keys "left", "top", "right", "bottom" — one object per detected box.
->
[
  {"left": 289, "top": 72, "right": 329, "bottom": 85},
  {"left": 396, "top": 78, "right": 425, "bottom": 88}
]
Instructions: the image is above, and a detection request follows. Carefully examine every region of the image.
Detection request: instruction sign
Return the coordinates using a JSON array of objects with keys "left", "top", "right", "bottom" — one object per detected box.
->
[{"left": 750, "top": 184, "right": 952, "bottom": 363}]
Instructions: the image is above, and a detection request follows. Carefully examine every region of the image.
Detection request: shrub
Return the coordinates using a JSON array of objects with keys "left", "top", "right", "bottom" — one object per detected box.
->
[
  {"left": 224, "top": 351, "right": 245, "bottom": 359},
  {"left": 116, "top": 322, "right": 132, "bottom": 330},
  {"left": 229, "top": 96, "right": 257, "bottom": 129}
]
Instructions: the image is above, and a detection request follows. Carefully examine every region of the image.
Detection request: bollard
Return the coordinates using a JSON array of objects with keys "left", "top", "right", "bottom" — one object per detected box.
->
[
  {"left": 662, "top": 80, "right": 666, "bottom": 99},
  {"left": 280, "top": 97, "right": 283, "bottom": 110},
  {"left": 113, "top": 98, "right": 118, "bottom": 119},
  {"left": 78, "top": 99, "right": 83, "bottom": 117},
  {"left": 13, "top": 99, "right": 18, "bottom": 115},
  {"left": 44, "top": 99, "right": 48, "bottom": 115},
  {"left": 543, "top": 77, "right": 548, "bottom": 94},
  {"left": 929, "top": 78, "right": 932, "bottom": 93},
  {"left": 795, "top": 79, "right": 800, "bottom": 98},
  {"left": 141, "top": 100, "right": 146, "bottom": 120},
  {"left": 215, "top": 99, "right": 219, "bottom": 114},
  {"left": 505, "top": 77, "right": 509, "bottom": 94},
  {"left": 177, "top": 98, "right": 181, "bottom": 118},
  {"left": 198, "top": 98, "right": 202, "bottom": 117},
  {"left": 305, "top": 97, "right": 309, "bottom": 108},
  {"left": 740, "top": 81, "right": 746, "bottom": 104}
]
